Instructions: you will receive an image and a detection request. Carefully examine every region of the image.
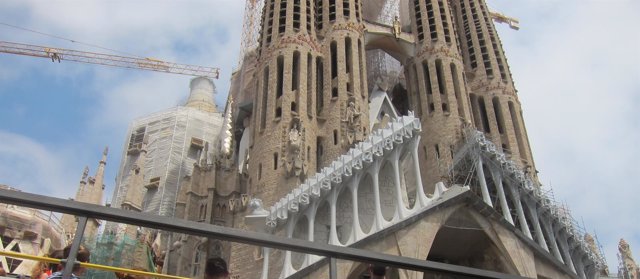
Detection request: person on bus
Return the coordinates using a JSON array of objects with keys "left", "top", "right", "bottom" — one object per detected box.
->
[{"left": 47, "top": 245, "right": 91, "bottom": 279}]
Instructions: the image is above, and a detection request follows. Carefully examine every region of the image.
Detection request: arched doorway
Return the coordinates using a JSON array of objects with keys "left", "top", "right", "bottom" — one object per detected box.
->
[{"left": 424, "top": 209, "right": 519, "bottom": 278}]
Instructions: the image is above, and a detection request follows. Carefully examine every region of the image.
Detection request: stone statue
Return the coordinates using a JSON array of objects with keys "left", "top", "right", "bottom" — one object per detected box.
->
[
  {"left": 289, "top": 123, "right": 302, "bottom": 151},
  {"left": 343, "top": 101, "right": 362, "bottom": 144},
  {"left": 344, "top": 101, "right": 360, "bottom": 127},
  {"left": 284, "top": 121, "right": 307, "bottom": 178},
  {"left": 286, "top": 149, "right": 307, "bottom": 178},
  {"left": 392, "top": 16, "right": 401, "bottom": 39}
]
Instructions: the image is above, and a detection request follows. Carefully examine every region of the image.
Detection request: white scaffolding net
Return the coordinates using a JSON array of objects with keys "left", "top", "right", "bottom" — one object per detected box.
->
[{"left": 111, "top": 107, "right": 223, "bottom": 217}]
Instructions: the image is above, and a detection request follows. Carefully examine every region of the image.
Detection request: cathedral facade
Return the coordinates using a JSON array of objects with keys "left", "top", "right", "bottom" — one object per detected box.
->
[{"left": 101, "top": 1, "right": 609, "bottom": 279}]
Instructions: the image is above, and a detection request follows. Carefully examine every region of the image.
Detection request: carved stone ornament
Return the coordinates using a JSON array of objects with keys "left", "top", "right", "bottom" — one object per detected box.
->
[
  {"left": 285, "top": 119, "right": 307, "bottom": 178},
  {"left": 342, "top": 99, "right": 362, "bottom": 145}
]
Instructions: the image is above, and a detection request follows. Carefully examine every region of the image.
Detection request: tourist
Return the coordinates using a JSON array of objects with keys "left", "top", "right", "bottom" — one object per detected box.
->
[
  {"left": 369, "top": 264, "right": 386, "bottom": 279},
  {"left": 0, "top": 266, "right": 7, "bottom": 276},
  {"left": 31, "top": 261, "right": 49, "bottom": 279},
  {"left": 48, "top": 249, "right": 64, "bottom": 273},
  {"left": 204, "top": 257, "right": 229, "bottom": 279},
  {"left": 47, "top": 245, "right": 91, "bottom": 279}
]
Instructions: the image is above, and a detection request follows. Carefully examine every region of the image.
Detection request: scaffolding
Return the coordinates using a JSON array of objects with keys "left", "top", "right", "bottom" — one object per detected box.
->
[
  {"left": 110, "top": 107, "right": 222, "bottom": 219},
  {"left": 83, "top": 234, "right": 156, "bottom": 279},
  {"left": 448, "top": 128, "right": 608, "bottom": 273},
  {"left": 237, "top": 0, "right": 264, "bottom": 68}
]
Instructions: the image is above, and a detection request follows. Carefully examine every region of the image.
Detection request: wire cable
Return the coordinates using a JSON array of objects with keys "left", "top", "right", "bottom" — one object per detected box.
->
[{"left": 0, "top": 22, "right": 144, "bottom": 58}]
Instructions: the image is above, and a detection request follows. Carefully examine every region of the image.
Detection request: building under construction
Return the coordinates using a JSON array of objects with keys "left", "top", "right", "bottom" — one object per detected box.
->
[{"left": 2, "top": 0, "right": 638, "bottom": 279}]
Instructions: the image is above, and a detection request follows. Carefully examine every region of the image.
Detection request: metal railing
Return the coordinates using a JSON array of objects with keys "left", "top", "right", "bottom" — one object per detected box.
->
[{"left": 0, "top": 188, "right": 528, "bottom": 279}]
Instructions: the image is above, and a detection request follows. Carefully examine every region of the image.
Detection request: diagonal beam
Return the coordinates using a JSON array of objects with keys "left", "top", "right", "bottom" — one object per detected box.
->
[{"left": 0, "top": 188, "right": 527, "bottom": 279}]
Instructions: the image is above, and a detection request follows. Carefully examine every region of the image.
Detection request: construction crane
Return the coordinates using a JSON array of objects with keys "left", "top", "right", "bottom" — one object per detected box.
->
[
  {"left": 0, "top": 41, "right": 220, "bottom": 79},
  {"left": 490, "top": 10, "right": 520, "bottom": 30}
]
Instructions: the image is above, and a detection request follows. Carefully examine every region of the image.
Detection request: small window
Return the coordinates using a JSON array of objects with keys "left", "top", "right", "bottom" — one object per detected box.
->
[
  {"left": 274, "top": 153, "right": 279, "bottom": 170},
  {"left": 333, "top": 130, "right": 338, "bottom": 145},
  {"left": 442, "top": 103, "right": 449, "bottom": 113}
]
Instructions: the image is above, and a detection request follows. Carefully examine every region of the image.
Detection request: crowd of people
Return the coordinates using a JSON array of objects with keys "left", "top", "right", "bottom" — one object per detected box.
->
[
  {"left": 12, "top": 244, "right": 231, "bottom": 279},
  {"left": 2, "top": 244, "right": 389, "bottom": 279}
]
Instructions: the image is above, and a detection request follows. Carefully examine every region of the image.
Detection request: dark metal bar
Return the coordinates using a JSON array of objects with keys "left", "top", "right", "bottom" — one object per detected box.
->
[
  {"left": 329, "top": 257, "right": 337, "bottom": 279},
  {"left": 62, "top": 216, "right": 87, "bottom": 279},
  {"left": 0, "top": 189, "right": 527, "bottom": 279}
]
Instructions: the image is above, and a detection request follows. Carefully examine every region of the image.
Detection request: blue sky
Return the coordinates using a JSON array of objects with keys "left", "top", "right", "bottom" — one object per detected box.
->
[{"left": 0, "top": 0, "right": 638, "bottom": 273}]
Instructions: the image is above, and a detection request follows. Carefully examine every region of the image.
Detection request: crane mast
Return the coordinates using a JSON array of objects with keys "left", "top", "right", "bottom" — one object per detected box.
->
[{"left": 0, "top": 41, "right": 220, "bottom": 79}]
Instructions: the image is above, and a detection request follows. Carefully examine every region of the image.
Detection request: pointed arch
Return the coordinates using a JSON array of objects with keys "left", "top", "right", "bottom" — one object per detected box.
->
[{"left": 425, "top": 208, "right": 520, "bottom": 276}]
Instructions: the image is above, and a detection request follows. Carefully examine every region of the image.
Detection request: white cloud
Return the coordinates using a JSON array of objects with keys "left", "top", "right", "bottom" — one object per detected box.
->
[
  {"left": 0, "top": 131, "right": 78, "bottom": 199},
  {"left": 494, "top": 0, "right": 640, "bottom": 270}
]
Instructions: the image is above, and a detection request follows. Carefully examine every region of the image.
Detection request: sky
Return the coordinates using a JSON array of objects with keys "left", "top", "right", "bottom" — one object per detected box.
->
[{"left": 0, "top": 0, "right": 638, "bottom": 273}]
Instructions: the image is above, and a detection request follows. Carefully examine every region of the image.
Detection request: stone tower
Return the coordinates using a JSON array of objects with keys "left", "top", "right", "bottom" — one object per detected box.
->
[
  {"left": 248, "top": 0, "right": 368, "bottom": 206},
  {"left": 109, "top": 76, "right": 222, "bottom": 218},
  {"left": 406, "top": 0, "right": 473, "bottom": 192},
  {"left": 449, "top": 0, "right": 535, "bottom": 171},
  {"left": 619, "top": 239, "right": 640, "bottom": 279},
  {"left": 60, "top": 147, "right": 107, "bottom": 242}
]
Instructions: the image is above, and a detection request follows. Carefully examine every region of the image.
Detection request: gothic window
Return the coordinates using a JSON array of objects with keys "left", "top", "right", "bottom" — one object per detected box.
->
[
  {"left": 274, "top": 153, "right": 279, "bottom": 170},
  {"left": 278, "top": 0, "right": 287, "bottom": 34},
  {"left": 422, "top": 61, "right": 433, "bottom": 95},
  {"left": 316, "top": 0, "right": 323, "bottom": 30},
  {"left": 345, "top": 37, "right": 352, "bottom": 74},
  {"left": 316, "top": 57, "right": 324, "bottom": 114},
  {"left": 450, "top": 63, "right": 464, "bottom": 118},
  {"left": 342, "top": 0, "right": 350, "bottom": 18},
  {"left": 266, "top": 0, "right": 274, "bottom": 44},
  {"left": 509, "top": 101, "right": 526, "bottom": 158},
  {"left": 192, "top": 244, "right": 204, "bottom": 277},
  {"left": 292, "top": 51, "right": 300, "bottom": 91},
  {"left": 293, "top": 0, "right": 301, "bottom": 31},
  {"left": 414, "top": 0, "right": 424, "bottom": 41},
  {"left": 261, "top": 66, "right": 269, "bottom": 130},
  {"left": 426, "top": 1, "right": 437, "bottom": 40},
  {"left": 438, "top": 0, "right": 451, "bottom": 43},
  {"left": 277, "top": 55, "right": 284, "bottom": 98},
  {"left": 358, "top": 39, "right": 365, "bottom": 97},
  {"left": 478, "top": 96, "right": 491, "bottom": 133},
  {"left": 330, "top": 41, "right": 338, "bottom": 79},
  {"left": 470, "top": 93, "right": 482, "bottom": 129},
  {"left": 492, "top": 97, "right": 505, "bottom": 134},
  {"left": 329, "top": 0, "right": 336, "bottom": 22},
  {"left": 442, "top": 103, "right": 449, "bottom": 114},
  {"left": 316, "top": 138, "right": 323, "bottom": 168},
  {"left": 307, "top": 53, "right": 313, "bottom": 118},
  {"left": 345, "top": 37, "right": 353, "bottom": 93},
  {"left": 435, "top": 59, "right": 447, "bottom": 95},
  {"left": 306, "top": 0, "right": 312, "bottom": 33}
]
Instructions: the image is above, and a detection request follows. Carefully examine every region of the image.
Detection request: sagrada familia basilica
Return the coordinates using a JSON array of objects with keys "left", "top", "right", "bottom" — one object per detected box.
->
[{"left": 2, "top": 0, "right": 638, "bottom": 279}]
